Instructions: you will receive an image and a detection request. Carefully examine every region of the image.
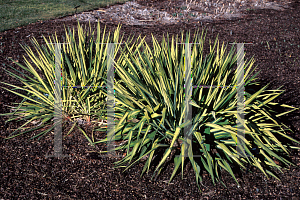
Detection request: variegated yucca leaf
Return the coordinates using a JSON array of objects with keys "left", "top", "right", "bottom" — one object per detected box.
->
[
  {"left": 94, "top": 28, "right": 300, "bottom": 190},
  {"left": 0, "top": 20, "right": 132, "bottom": 142}
]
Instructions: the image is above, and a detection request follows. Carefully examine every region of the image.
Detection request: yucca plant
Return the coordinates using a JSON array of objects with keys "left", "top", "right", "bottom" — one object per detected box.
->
[
  {"left": 94, "top": 28, "right": 300, "bottom": 190},
  {"left": 0, "top": 20, "right": 131, "bottom": 142}
]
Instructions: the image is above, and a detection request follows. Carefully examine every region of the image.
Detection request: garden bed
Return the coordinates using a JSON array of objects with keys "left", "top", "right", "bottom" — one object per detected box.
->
[{"left": 1, "top": 0, "right": 300, "bottom": 199}]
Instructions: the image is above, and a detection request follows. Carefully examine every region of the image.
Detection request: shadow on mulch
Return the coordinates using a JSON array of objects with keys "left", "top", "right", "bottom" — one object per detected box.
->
[{"left": 1, "top": 0, "right": 300, "bottom": 199}]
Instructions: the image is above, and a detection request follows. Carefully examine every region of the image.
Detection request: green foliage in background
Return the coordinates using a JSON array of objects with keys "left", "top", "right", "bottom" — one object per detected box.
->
[{"left": 0, "top": 0, "right": 130, "bottom": 32}]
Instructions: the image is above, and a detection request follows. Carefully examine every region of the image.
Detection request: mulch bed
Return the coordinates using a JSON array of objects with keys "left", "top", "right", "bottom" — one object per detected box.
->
[{"left": 1, "top": 0, "right": 300, "bottom": 199}]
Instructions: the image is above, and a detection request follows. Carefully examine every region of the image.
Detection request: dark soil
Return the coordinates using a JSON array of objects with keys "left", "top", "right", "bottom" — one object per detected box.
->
[{"left": 1, "top": 0, "right": 300, "bottom": 199}]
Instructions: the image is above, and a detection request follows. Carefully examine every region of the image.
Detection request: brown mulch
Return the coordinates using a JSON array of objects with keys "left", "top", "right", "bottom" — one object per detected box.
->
[
  {"left": 58, "top": 0, "right": 294, "bottom": 25},
  {"left": 1, "top": 0, "right": 300, "bottom": 199}
]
